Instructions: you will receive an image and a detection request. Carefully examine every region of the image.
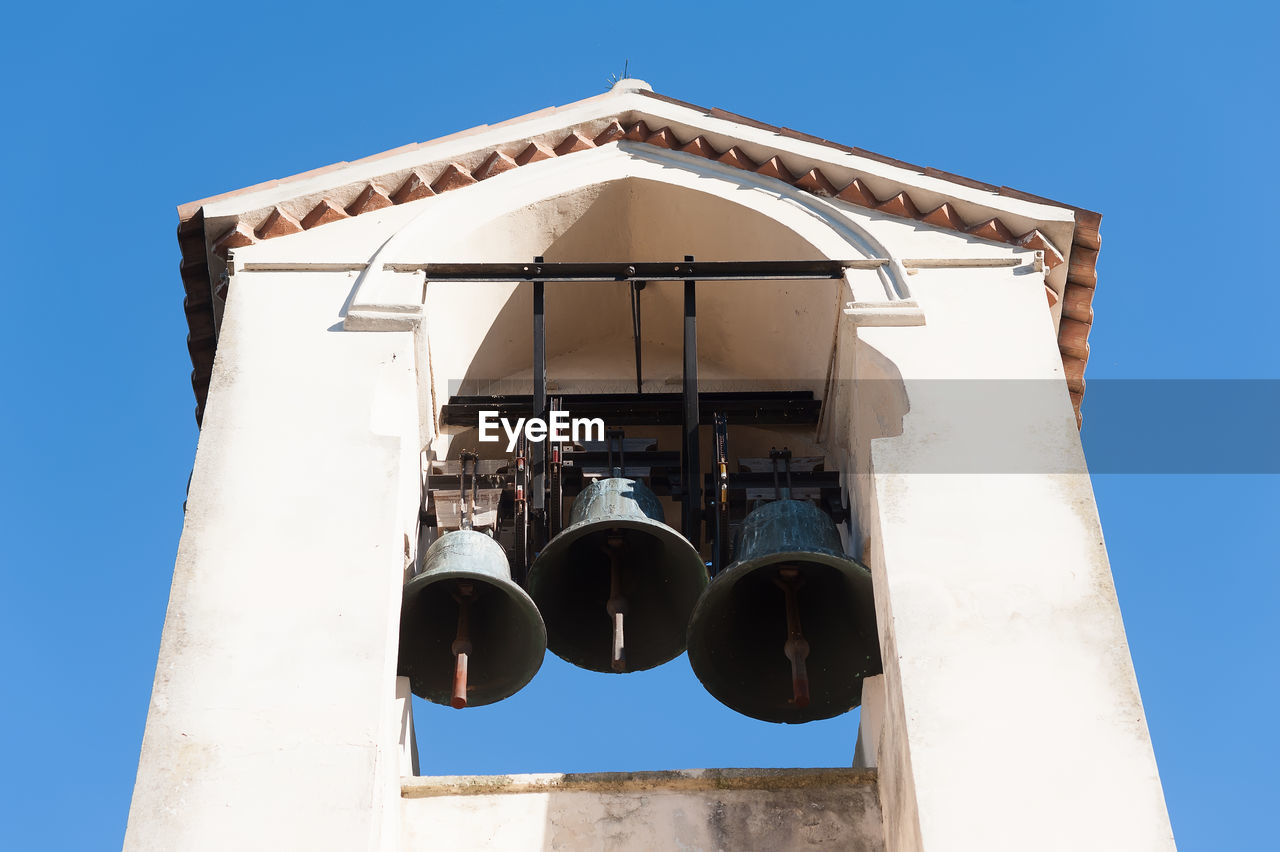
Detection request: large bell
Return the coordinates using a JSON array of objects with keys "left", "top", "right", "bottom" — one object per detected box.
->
[
  {"left": 528, "top": 477, "right": 709, "bottom": 673},
  {"left": 398, "top": 529, "right": 547, "bottom": 708},
  {"left": 687, "top": 499, "right": 881, "bottom": 723}
]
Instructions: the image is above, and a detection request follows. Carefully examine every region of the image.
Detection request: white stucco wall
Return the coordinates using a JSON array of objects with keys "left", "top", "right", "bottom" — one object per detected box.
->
[
  {"left": 844, "top": 266, "right": 1174, "bottom": 851},
  {"left": 124, "top": 270, "right": 421, "bottom": 851},
  {"left": 400, "top": 769, "right": 884, "bottom": 851},
  {"left": 133, "top": 135, "right": 1172, "bottom": 851}
]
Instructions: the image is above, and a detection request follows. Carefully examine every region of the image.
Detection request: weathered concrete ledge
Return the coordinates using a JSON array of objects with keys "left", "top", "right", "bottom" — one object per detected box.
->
[{"left": 401, "top": 766, "right": 878, "bottom": 798}]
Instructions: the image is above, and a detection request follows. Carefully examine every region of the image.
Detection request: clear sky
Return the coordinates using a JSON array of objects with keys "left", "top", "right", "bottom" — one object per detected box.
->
[{"left": 1, "top": 1, "right": 1276, "bottom": 849}]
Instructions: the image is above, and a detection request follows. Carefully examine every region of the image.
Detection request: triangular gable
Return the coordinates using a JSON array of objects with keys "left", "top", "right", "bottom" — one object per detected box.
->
[{"left": 177, "top": 81, "right": 1100, "bottom": 425}]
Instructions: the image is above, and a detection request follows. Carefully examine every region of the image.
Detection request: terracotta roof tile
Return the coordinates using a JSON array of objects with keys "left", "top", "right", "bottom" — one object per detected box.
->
[
  {"left": 1058, "top": 317, "right": 1091, "bottom": 360},
  {"left": 1068, "top": 246, "right": 1099, "bottom": 282},
  {"left": 679, "top": 135, "right": 719, "bottom": 159},
  {"left": 254, "top": 207, "right": 303, "bottom": 240},
  {"left": 794, "top": 168, "right": 837, "bottom": 197},
  {"left": 706, "top": 107, "right": 781, "bottom": 133},
  {"left": 1062, "top": 283, "right": 1095, "bottom": 323},
  {"left": 875, "top": 192, "right": 920, "bottom": 219},
  {"left": 301, "top": 199, "right": 350, "bottom": 230},
  {"left": 212, "top": 222, "right": 256, "bottom": 256},
  {"left": 431, "top": 163, "right": 479, "bottom": 194},
  {"left": 593, "top": 120, "right": 627, "bottom": 145},
  {"left": 779, "top": 127, "right": 846, "bottom": 149},
  {"left": 1063, "top": 356, "right": 1087, "bottom": 394},
  {"left": 1072, "top": 211, "right": 1102, "bottom": 251},
  {"left": 1016, "top": 229, "right": 1065, "bottom": 269},
  {"left": 645, "top": 127, "right": 681, "bottom": 149},
  {"left": 835, "top": 178, "right": 877, "bottom": 208},
  {"left": 966, "top": 217, "right": 1016, "bottom": 243},
  {"left": 921, "top": 202, "right": 966, "bottom": 230},
  {"left": 472, "top": 151, "right": 520, "bottom": 181},
  {"left": 1067, "top": 264, "right": 1098, "bottom": 289},
  {"left": 515, "top": 141, "right": 556, "bottom": 165},
  {"left": 391, "top": 170, "right": 434, "bottom": 204},
  {"left": 345, "top": 185, "right": 394, "bottom": 216},
  {"left": 717, "top": 146, "right": 758, "bottom": 171},
  {"left": 553, "top": 131, "right": 596, "bottom": 156},
  {"left": 622, "top": 120, "right": 652, "bottom": 142},
  {"left": 755, "top": 155, "right": 796, "bottom": 183},
  {"left": 1045, "top": 285, "right": 1059, "bottom": 307},
  {"left": 924, "top": 166, "right": 998, "bottom": 192}
]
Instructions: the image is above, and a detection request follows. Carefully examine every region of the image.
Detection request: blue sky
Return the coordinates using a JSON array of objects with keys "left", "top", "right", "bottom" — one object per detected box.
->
[{"left": 1, "top": 1, "right": 1276, "bottom": 849}]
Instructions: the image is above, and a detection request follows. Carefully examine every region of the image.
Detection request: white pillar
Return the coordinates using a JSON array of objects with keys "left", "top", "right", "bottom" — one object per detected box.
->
[
  {"left": 124, "top": 270, "right": 420, "bottom": 851},
  {"left": 853, "top": 675, "right": 886, "bottom": 769},
  {"left": 856, "top": 268, "right": 1174, "bottom": 851}
]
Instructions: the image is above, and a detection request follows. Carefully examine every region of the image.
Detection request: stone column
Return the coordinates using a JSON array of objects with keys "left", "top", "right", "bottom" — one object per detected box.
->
[{"left": 125, "top": 270, "right": 420, "bottom": 851}]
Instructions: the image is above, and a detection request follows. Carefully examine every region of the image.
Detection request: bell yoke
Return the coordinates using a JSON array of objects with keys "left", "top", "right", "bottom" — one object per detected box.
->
[{"left": 395, "top": 259, "right": 882, "bottom": 721}]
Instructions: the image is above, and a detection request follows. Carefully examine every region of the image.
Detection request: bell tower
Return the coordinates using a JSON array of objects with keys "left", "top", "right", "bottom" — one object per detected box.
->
[{"left": 127, "top": 80, "right": 1175, "bottom": 851}]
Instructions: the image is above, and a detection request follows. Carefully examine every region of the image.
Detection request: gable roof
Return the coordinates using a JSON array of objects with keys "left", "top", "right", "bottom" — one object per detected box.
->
[{"left": 176, "top": 82, "right": 1100, "bottom": 426}]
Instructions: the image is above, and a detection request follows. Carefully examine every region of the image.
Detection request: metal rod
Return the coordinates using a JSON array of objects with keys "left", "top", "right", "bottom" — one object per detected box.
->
[
  {"left": 394, "top": 259, "right": 884, "bottom": 280},
  {"left": 713, "top": 412, "right": 730, "bottom": 577},
  {"left": 549, "top": 398, "right": 563, "bottom": 536},
  {"left": 451, "top": 583, "right": 475, "bottom": 709},
  {"left": 783, "top": 448, "right": 792, "bottom": 499},
  {"left": 682, "top": 256, "right": 701, "bottom": 546},
  {"left": 776, "top": 568, "right": 810, "bottom": 708},
  {"left": 769, "top": 447, "right": 792, "bottom": 500},
  {"left": 514, "top": 435, "right": 528, "bottom": 585},
  {"left": 630, "top": 280, "right": 645, "bottom": 394},
  {"left": 531, "top": 258, "right": 546, "bottom": 513},
  {"left": 459, "top": 451, "right": 479, "bottom": 530},
  {"left": 604, "top": 535, "right": 628, "bottom": 673},
  {"left": 441, "top": 391, "right": 822, "bottom": 428}
]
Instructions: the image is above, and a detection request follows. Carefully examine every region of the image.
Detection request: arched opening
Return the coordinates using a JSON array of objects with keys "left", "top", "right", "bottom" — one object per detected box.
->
[{"left": 393, "top": 148, "right": 894, "bottom": 774}]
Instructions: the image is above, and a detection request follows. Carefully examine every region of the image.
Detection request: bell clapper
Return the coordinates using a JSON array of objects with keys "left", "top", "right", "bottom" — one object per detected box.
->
[
  {"left": 604, "top": 534, "right": 629, "bottom": 673},
  {"left": 451, "top": 582, "right": 476, "bottom": 709},
  {"left": 775, "top": 567, "right": 811, "bottom": 708}
]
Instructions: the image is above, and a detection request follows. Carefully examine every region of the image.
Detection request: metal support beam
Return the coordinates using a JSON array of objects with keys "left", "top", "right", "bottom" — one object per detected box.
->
[
  {"left": 682, "top": 255, "right": 701, "bottom": 546},
  {"left": 396, "top": 259, "right": 879, "bottom": 281},
  {"left": 441, "top": 391, "right": 822, "bottom": 427},
  {"left": 629, "top": 280, "right": 645, "bottom": 394},
  {"left": 513, "top": 434, "right": 528, "bottom": 585},
  {"left": 531, "top": 258, "right": 546, "bottom": 514},
  {"left": 548, "top": 396, "right": 564, "bottom": 536}
]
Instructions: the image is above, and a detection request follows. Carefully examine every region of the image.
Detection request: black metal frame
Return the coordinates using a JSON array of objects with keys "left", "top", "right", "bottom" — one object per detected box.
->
[
  {"left": 440, "top": 391, "right": 821, "bottom": 427},
  {"left": 413, "top": 259, "right": 860, "bottom": 282},
  {"left": 424, "top": 258, "right": 854, "bottom": 582}
]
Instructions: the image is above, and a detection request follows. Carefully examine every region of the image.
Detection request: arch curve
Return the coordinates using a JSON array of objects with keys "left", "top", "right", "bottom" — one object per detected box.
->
[{"left": 345, "top": 143, "right": 916, "bottom": 330}]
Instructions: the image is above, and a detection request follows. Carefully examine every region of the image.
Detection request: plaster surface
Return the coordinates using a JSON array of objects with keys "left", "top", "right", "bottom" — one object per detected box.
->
[
  {"left": 400, "top": 768, "right": 884, "bottom": 851},
  {"left": 133, "top": 136, "right": 1170, "bottom": 851},
  {"left": 124, "top": 271, "right": 421, "bottom": 851}
]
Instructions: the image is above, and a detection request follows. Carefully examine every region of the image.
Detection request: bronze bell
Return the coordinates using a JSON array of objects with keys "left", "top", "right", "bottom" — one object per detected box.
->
[
  {"left": 528, "top": 477, "right": 709, "bottom": 673},
  {"left": 398, "top": 529, "right": 547, "bottom": 708},
  {"left": 687, "top": 499, "right": 881, "bottom": 723}
]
